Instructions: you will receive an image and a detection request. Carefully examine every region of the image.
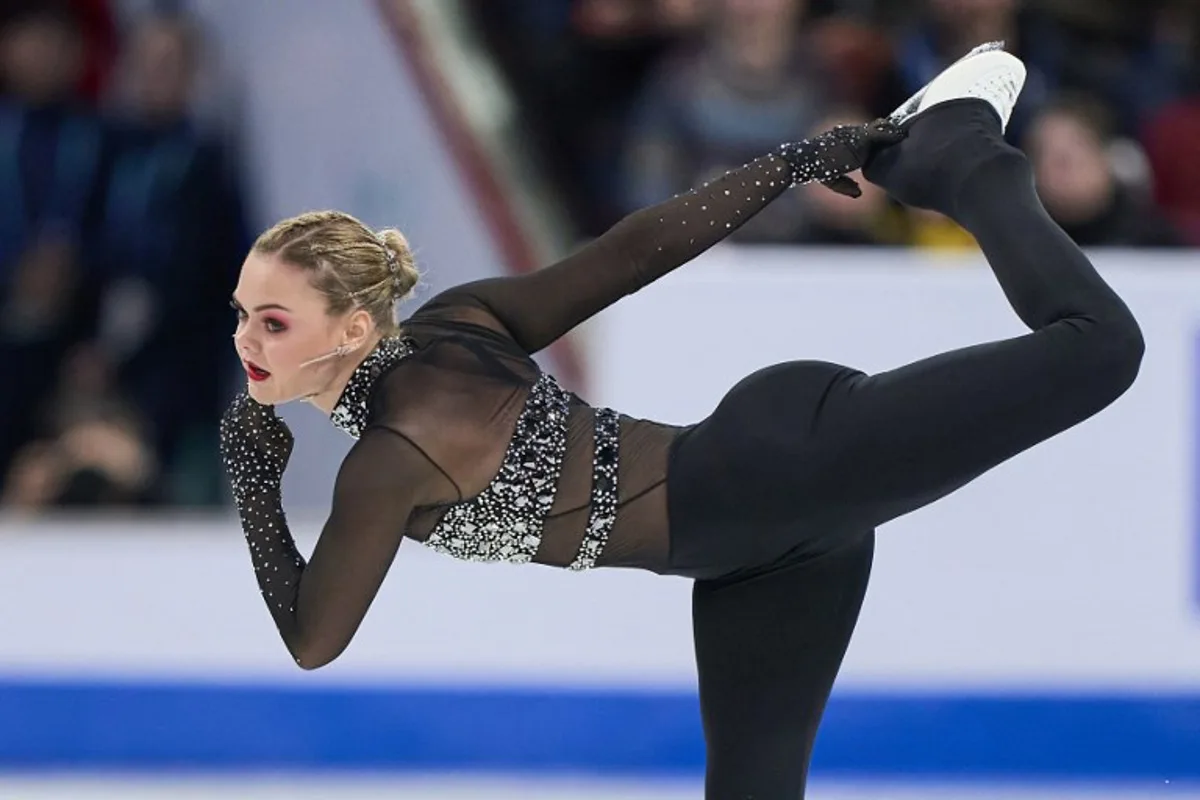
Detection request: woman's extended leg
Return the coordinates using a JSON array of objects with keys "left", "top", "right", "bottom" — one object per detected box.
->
[
  {"left": 668, "top": 98, "right": 1144, "bottom": 576},
  {"left": 799, "top": 99, "right": 1144, "bottom": 529}
]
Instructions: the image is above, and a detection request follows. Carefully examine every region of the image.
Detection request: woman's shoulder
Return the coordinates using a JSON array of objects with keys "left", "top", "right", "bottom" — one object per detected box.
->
[{"left": 403, "top": 292, "right": 533, "bottom": 361}]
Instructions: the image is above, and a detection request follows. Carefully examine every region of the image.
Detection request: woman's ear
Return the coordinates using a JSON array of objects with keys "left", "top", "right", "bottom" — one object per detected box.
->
[{"left": 342, "top": 307, "right": 375, "bottom": 351}]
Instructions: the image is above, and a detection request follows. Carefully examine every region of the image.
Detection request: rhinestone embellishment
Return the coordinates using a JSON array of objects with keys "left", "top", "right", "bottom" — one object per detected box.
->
[
  {"left": 567, "top": 407, "right": 620, "bottom": 571},
  {"left": 775, "top": 122, "right": 893, "bottom": 189},
  {"left": 330, "top": 336, "right": 415, "bottom": 438},
  {"left": 326, "top": 339, "right": 622, "bottom": 570},
  {"left": 423, "top": 372, "right": 570, "bottom": 564}
]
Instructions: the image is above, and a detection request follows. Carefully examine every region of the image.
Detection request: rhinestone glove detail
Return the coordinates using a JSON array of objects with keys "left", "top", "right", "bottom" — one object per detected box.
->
[
  {"left": 220, "top": 392, "right": 294, "bottom": 506},
  {"left": 778, "top": 118, "right": 907, "bottom": 198}
]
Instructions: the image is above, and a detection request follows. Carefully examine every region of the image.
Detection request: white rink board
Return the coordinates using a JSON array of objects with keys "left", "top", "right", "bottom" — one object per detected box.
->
[
  {"left": 2, "top": 249, "right": 1199, "bottom": 692},
  {"left": 588, "top": 246, "right": 1200, "bottom": 689}
]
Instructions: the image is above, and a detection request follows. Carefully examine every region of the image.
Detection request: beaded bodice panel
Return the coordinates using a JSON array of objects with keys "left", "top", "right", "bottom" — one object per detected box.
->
[{"left": 329, "top": 338, "right": 620, "bottom": 571}]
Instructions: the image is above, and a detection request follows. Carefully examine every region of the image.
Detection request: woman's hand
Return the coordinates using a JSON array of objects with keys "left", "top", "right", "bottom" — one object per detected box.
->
[
  {"left": 220, "top": 392, "right": 294, "bottom": 503},
  {"left": 780, "top": 118, "right": 906, "bottom": 199}
]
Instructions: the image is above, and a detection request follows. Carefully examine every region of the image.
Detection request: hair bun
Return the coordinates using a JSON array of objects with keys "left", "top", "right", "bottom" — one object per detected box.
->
[{"left": 376, "top": 228, "right": 420, "bottom": 300}]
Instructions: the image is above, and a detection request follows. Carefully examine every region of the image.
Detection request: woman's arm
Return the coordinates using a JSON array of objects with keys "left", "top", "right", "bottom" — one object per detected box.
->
[
  {"left": 223, "top": 398, "right": 440, "bottom": 669},
  {"left": 421, "top": 121, "right": 903, "bottom": 353}
]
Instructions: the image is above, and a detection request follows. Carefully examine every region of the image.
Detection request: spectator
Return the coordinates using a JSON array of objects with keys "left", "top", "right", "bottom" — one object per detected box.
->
[
  {"left": 884, "top": 0, "right": 1062, "bottom": 143},
  {"left": 0, "top": 2, "right": 107, "bottom": 483},
  {"left": 1036, "top": 0, "right": 1190, "bottom": 134},
  {"left": 1026, "top": 96, "right": 1183, "bottom": 248},
  {"left": 466, "top": 0, "right": 701, "bottom": 234},
  {"left": 1142, "top": 102, "right": 1200, "bottom": 245},
  {"left": 1140, "top": 3, "right": 1200, "bottom": 244},
  {"left": 805, "top": 11, "right": 899, "bottom": 114},
  {"left": 619, "top": 0, "right": 836, "bottom": 243},
  {"left": 91, "top": 9, "right": 248, "bottom": 505},
  {"left": 654, "top": 0, "right": 705, "bottom": 33},
  {"left": 67, "top": 0, "right": 118, "bottom": 101},
  {"left": 2, "top": 398, "right": 156, "bottom": 510}
]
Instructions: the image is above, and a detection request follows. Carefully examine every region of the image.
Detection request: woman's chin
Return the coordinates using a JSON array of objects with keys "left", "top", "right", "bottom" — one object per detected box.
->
[
  {"left": 246, "top": 381, "right": 276, "bottom": 404},
  {"left": 248, "top": 381, "right": 307, "bottom": 406}
]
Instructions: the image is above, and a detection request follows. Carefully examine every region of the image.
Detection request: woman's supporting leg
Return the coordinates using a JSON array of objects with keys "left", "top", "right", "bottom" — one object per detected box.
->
[{"left": 692, "top": 531, "right": 875, "bottom": 799}]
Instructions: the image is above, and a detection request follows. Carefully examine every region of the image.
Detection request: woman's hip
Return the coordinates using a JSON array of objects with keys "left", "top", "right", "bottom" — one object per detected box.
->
[{"left": 664, "top": 360, "right": 863, "bottom": 578}]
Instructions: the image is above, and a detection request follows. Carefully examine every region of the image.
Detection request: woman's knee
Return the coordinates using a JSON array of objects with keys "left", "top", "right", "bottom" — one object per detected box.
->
[
  {"left": 1073, "top": 308, "right": 1145, "bottom": 402},
  {"left": 1102, "top": 307, "right": 1144, "bottom": 392}
]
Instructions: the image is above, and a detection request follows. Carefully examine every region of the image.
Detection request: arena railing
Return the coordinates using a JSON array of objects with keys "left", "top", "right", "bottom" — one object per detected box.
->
[{"left": 376, "top": 0, "right": 587, "bottom": 392}]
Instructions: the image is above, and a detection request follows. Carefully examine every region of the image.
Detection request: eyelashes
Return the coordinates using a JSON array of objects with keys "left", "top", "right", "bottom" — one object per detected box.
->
[{"left": 230, "top": 301, "right": 287, "bottom": 334}]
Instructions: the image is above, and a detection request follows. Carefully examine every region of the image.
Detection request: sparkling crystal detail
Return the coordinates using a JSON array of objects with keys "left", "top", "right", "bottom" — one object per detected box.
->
[
  {"left": 423, "top": 373, "right": 570, "bottom": 564},
  {"left": 416, "top": 375, "right": 622, "bottom": 569},
  {"left": 567, "top": 408, "right": 620, "bottom": 571},
  {"left": 330, "top": 336, "right": 416, "bottom": 438}
]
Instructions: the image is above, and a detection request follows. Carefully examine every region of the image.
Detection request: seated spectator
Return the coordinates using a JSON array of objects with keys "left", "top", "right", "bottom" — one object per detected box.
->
[
  {"left": 0, "top": 2, "right": 107, "bottom": 482},
  {"left": 91, "top": 9, "right": 248, "bottom": 504},
  {"left": 804, "top": 12, "right": 899, "bottom": 115},
  {"left": 464, "top": 0, "right": 699, "bottom": 234},
  {"left": 67, "top": 0, "right": 118, "bottom": 101},
  {"left": 1142, "top": 97, "right": 1200, "bottom": 245},
  {"left": 1026, "top": 96, "right": 1183, "bottom": 248},
  {"left": 2, "top": 397, "right": 156, "bottom": 510},
  {"left": 1036, "top": 0, "right": 1191, "bottom": 135},
  {"left": 1140, "top": 9, "right": 1200, "bottom": 244},
  {"left": 884, "top": 0, "right": 1062, "bottom": 144},
  {"left": 619, "top": 0, "right": 837, "bottom": 243}
]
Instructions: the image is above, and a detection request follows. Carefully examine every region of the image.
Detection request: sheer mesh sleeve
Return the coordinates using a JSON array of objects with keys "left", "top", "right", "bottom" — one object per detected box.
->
[
  {"left": 238, "top": 427, "right": 448, "bottom": 669},
  {"left": 419, "top": 153, "right": 801, "bottom": 350},
  {"left": 414, "top": 121, "right": 904, "bottom": 349}
]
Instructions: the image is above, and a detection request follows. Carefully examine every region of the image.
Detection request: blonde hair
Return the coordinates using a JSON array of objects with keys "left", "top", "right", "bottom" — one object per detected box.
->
[{"left": 252, "top": 210, "right": 419, "bottom": 336}]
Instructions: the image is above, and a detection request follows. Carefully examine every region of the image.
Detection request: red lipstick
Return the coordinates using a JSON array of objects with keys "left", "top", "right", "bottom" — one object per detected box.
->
[{"left": 244, "top": 361, "right": 271, "bottom": 382}]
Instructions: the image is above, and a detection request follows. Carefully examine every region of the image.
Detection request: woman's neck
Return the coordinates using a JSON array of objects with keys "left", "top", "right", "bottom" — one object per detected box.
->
[{"left": 306, "top": 333, "right": 385, "bottom": 416}]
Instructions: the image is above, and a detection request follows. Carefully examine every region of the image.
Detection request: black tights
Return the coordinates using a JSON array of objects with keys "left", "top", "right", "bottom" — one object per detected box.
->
[{"left": 665, "top": 102, "right": 1145, "bottom": 798}]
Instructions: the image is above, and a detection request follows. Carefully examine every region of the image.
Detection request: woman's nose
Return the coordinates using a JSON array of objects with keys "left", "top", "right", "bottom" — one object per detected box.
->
[{"left": 233, "top": 328, "right": 257, "bottom": 355}]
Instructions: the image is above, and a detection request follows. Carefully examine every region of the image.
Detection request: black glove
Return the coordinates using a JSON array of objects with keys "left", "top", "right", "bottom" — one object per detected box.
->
[
  {"left": 778, "top": 118, "right": 906, "bottom": 199},
  {"left": 219, "top": 392, "right": 294, "bottom": 507}
]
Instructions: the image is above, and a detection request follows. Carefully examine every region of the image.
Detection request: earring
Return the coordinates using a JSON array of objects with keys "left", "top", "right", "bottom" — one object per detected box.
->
[{"left": 335, "top": 344, "right": 349, "bottom": 358}]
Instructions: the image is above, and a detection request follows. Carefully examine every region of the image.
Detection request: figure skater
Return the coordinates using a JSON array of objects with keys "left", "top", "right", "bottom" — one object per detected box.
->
[{"left": 221, "top": 47, "right": 1143, "bottom": 798}]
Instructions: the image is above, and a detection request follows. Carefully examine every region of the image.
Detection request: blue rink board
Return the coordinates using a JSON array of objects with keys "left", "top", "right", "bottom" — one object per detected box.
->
[{"left": 0, "top": 681, "right": 1197, "bottom": 780}]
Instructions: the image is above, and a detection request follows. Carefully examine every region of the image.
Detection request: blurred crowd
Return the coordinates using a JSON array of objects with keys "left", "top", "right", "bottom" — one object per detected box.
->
[
  {"left": 4, "top": 0, "right": 1197, "bottom": 514},
  {"left": 0, "top": 0, "right": 248, "bottom": 512},
  {"left": 466, "top": 0, "right": 1200, "bottom": 249}
]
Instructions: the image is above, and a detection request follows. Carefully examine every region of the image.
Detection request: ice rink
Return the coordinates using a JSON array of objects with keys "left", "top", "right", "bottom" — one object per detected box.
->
[{"left": 2, "top": 777, "right": 1197, "bottom": 800}]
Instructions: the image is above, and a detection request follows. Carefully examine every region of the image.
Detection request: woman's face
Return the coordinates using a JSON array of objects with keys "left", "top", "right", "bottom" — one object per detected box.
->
[
  {"left": 231, "top": 252, "right": 348, "bottom": 406},
  {"left": 1027, "top": 111, "right": 1112, "bottom": 220}
]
